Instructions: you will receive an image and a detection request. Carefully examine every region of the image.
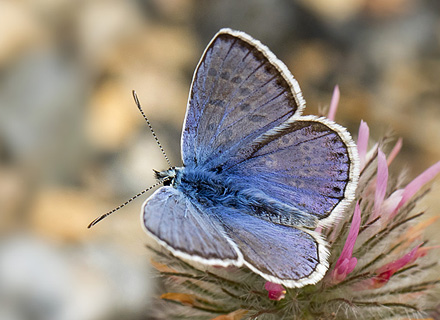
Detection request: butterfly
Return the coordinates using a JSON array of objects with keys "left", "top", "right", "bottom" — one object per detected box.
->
[{"left": 142, "top": 28, "right": 359, "bottom": 288}]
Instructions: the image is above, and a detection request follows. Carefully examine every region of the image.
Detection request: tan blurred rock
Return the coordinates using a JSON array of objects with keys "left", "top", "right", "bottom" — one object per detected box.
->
[
  {"left": 86, "top": 79, "right": 141, "bottom": 152},
  {"left": 0, "top": 167, "right": 26, "bottom": 233},
  {"left": 287, "top": 41, "right": 336, "bottom": 85},
  {"left": 76, "top": 0, "right": 144, "bottom": 68},
  {"left": 0, "top": 1, "right": 46, "bottom": 64},
  {"left": 150, "top": 0, "right": 196, "bottom": 22},
  {"left": 298, "top": 0, "right": 364, "bottom": 23},
  {"left": 122, "top": 26, "right": 199, "bottom": 126},
  {"left": 365, "top": 0, "right": 414, "bottom": 18},
  {"left": 30, "top": 186, "right": 101, "bottom": 242}
]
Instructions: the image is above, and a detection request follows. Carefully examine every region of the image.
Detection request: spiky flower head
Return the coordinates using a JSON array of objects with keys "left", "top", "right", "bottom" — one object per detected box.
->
[{"left": 149, "top": 88, "right": 440, "bottom": 320}]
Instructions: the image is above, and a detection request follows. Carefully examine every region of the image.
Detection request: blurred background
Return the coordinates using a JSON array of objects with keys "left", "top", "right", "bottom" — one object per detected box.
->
[{"left": 1, "top": 0, "right": 440, "bottom": 319}]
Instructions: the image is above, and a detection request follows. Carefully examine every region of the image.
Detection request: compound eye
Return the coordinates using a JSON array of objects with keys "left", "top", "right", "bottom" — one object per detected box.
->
[{"left": 163, "top": 178, "right": 172, "bottom": 186}]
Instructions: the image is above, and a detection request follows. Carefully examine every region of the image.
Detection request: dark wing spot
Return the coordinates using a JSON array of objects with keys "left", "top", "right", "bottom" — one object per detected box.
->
[
  {"left": 240, "top": 103, "right": 251, "bottom": 111},
  {"left": 333, "top": 186, "right": 342, "bottom": 194},
  {"left": 249, "top": 115, "right": 265, "bottom": 123},
  {"left": 240, "top": 87, "right": 251, "bottom": 95},
  {"left": 220, "top": 71, "right": 230, "bottom": 80},
  {"left": 209, "top": 99, "right": 225, "bottom": 107},
  {"left": 231, "top": 76, "right": 241, "bottom": 83},
  {"left": 335, "top": 152, "right": 346, "bottom": 159}
]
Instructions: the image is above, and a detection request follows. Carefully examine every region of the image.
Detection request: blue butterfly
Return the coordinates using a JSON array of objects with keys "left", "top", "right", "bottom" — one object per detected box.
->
[{"left": 142, "top": 28, "right": 359, "bottom": 288}]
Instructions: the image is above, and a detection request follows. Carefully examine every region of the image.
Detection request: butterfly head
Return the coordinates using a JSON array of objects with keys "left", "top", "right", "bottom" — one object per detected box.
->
[{"left": 153, "top": 167, "right": 183, "bottom": 187}]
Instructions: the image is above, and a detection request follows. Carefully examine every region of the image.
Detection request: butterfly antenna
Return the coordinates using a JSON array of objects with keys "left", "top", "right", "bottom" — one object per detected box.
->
[
  {"left": 87, "top": 181, "right": 162, "bottom": 228},
  {"left": 132, "top": 90, "right": 172, "bottom": 167}
]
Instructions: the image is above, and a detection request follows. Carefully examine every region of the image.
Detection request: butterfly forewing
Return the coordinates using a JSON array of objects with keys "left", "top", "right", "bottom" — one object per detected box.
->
[{"left": 182, "top": 29, "right": 305, "bottom": 170}]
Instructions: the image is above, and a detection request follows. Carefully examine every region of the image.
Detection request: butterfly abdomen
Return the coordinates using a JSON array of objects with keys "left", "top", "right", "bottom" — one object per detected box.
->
[{"left": 176, "top": 168, "right": 316, "bottom": 228}]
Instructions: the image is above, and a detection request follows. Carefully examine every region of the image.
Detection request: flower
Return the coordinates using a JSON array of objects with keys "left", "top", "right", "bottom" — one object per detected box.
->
[
  {"left": 372, "top": 149, "right": 388, "bottom": 220},
  {"left": 359, "top": 244, "right": 422, "bottom": 290},
  {"left": 149, "top": 89, "right": 440, "bottom": 320},
  {"left": 327, "top": 85, "right": 340, "bottom": 121},
  {"left": 376, "top": 160, "right": 440, "bottom": 222},
  {"left": 393, "top": 161, "right": 440, "bottom": 215},
  {"left": 357, "top": 120, "right": 370, "bottom": 169},
  {"left": 330, "top": 202, "right": 361, "bottom": 284},
  {"left": 264, "top": 282, "right": 286, "bottom": 301},
  {"left": 211, "top": 310, "right": 249, "bottom": 320},
  {"left": 387, "top": 137, "right": 402, "bottom": 166}
]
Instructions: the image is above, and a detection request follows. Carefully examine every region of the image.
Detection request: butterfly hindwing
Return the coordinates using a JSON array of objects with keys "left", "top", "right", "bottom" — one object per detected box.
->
[
  {"left": 209, "top": 205, "right": 327, "bottom": 287},
  {"left": 143, "top": 186, "right": 327, "bottom": 287},
  {"left": 182, "top": 28, "right": 305, "bottom": 169}
]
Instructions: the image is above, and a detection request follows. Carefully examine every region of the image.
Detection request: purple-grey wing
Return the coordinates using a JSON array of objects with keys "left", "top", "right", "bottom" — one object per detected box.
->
[
  {"left": 181, "top": 28, "right": 304, "bottom": 169},
  {"left": 142, "top": 187, "right": 242, "bottom": 266},
  {"left": 227, "top": 116, "right": 359, "bottom": 224},
  {"left": 209, "top": 204, "right": 328, "bottom": 287}
]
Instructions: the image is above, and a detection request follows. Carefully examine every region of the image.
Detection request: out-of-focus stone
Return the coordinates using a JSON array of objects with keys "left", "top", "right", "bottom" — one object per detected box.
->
[
  {"left": 298, "top": 0, "right": 364, "bottom": 23},
  {"left": 365, "top": 0, "right": 414, "bottom": 18},
  {"left": 286, "top": 41, "right": 336, "bottom": 86},
  {"left": 29, "top": 187, "right": 102, "bottom": 242},
  {"left": 76, "top": 0, "right": 144, "bottom": 69},
  {"left": 0, "top": 1, "right": 45, "bottom": 65},
  {"left": 0, "top": 235, "right": 153, "bottom": 320},
  {"left": 0, "top": 167, "right": 26, "bottom": 232},
  {"left": 86, "top": 79, "right": 142, "bottom": 152}
]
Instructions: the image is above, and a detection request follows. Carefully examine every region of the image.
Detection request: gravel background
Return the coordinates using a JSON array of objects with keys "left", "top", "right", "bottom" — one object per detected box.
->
[{"left": 1, "top": 1, "right": 439, "bottom": 319}]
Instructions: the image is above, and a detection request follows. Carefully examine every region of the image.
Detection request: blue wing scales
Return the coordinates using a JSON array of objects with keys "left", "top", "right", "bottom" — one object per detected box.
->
[
  {"left": 227, "top": 117, "right": 359, "bottom": 222},
  {"left": 143, "top": 187, "right": 327, "bottom": 287},
  {"left": 210, "top": 204, "right": 327, "bottom": 286},
  {"left": 142, "top": 187, "right": 241, "bottom": 266},
  {"left": 141, "top": 29, "right": 360, "bottom": 288},
  {"left": 182, "top": 29, "right": 305, "bottom": 169}
]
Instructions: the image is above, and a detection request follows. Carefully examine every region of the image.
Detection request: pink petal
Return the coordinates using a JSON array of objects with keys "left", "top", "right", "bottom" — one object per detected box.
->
[
  {"left": 347, "top": 257, "right": 358, "bottom": 272},
  {"left": 327, "top": 85, "right": 340, "bottom": 121},
  {"left": 393, "top": 161, "right": 440, "bottom": 214},
  {"left": 339, "top": 202, "right": 361, "bottom": 261},
  {"left": 331, "top": 257, "right": 358, "bottom": 283},
  {"left": 336, "top": 258, "right": 350, "bottom": 274},
  {"left": 332, "top": 259, "right": 348, "bottom": 282},
  {"left": 362, "top": 244, "right": 422, "bottom": 289},
  {"left": 382, "top": 189, "right": 404, "bottom": 220},
  {"left": 372, "top": 149, "right": 388, "bottom": 220},
  {"left": 264, "top": 282, "right": 286, "bottom": 301},
  {"left": 357, "top": 120, "right": 369, "bottom": 169},
  {"left": 387, "top": 138, "right": 402, "bottom": 166},
  {"left": 375, "top": 244, "right": 421, "bottom": 275},
  {"left": 331, "top": 203, "right": 361, "bottom": 283}
]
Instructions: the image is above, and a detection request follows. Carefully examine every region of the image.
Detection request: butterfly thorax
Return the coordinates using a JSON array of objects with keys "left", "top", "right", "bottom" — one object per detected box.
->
[{"left": 156, "top": 166, "right": 316, "bottom": 228}]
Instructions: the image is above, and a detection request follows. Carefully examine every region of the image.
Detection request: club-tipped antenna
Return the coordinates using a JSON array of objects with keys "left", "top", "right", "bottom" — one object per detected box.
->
[
  {"left": 132, "top": 90, "right": 171, "bottom": 167},
  {"left": 87, "top": 181, "right": 162, "bottom": 228}
]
